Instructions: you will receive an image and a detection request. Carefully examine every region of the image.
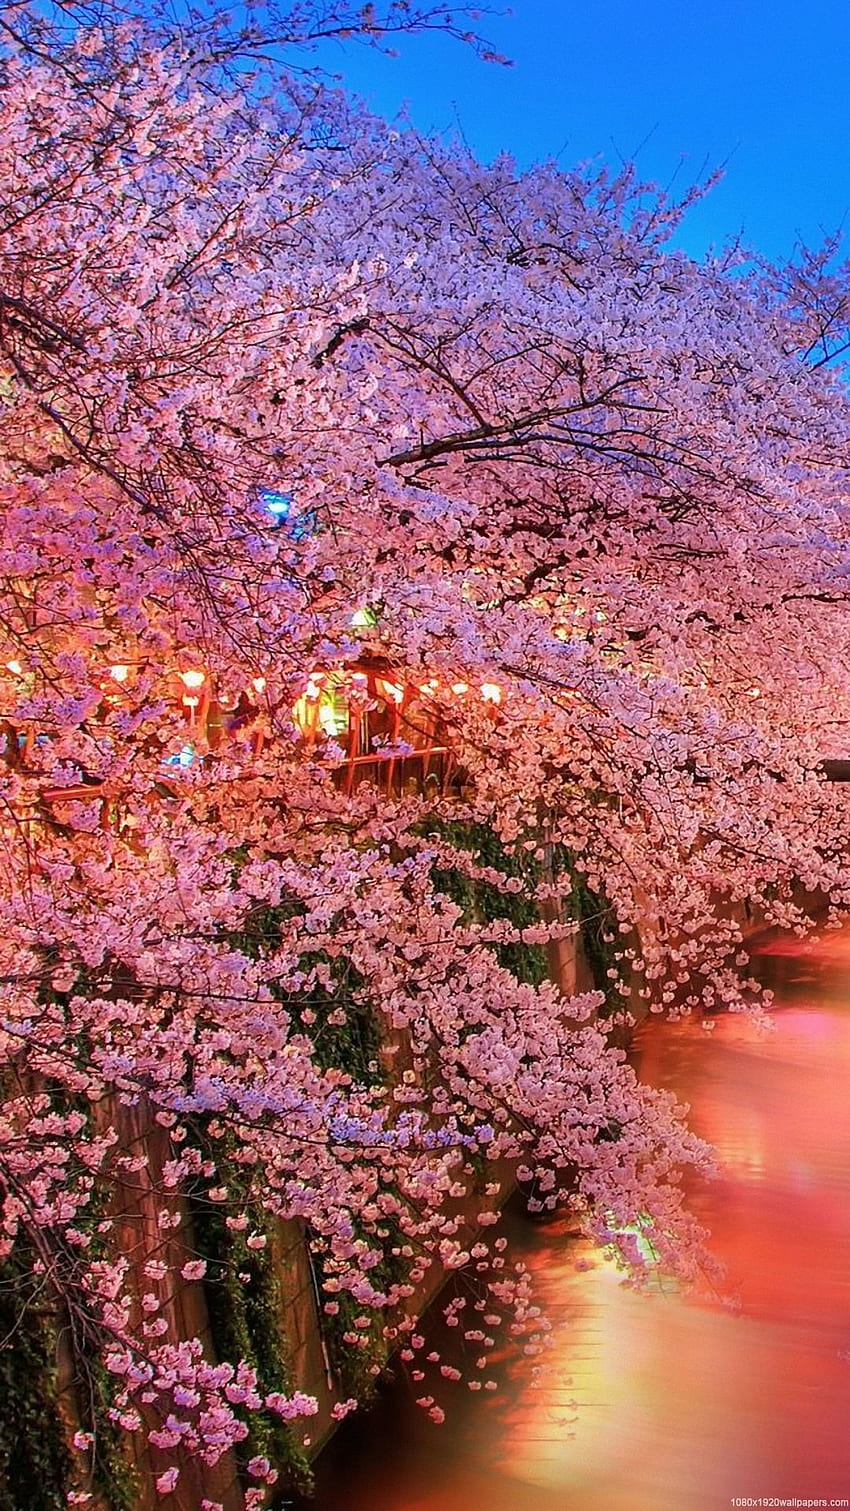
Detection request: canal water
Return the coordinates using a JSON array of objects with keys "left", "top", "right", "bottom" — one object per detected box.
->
[{"left": 309, "top": 927, "right": 850, "bottom": 1510}]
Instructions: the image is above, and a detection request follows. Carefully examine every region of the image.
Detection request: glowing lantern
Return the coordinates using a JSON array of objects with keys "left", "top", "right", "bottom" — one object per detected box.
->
[
  {"left": 109, "top": 664, "right": 130, "bottom": 683},
  {"left": 251, "top": 676, "right": 267, "bottom": 695},
  {"left": 450, "top": 681, "right": 469, "bottom": 695},
  {"left": 179, "top": 668, "right": 206, "bottom": 724},
  {"left": 319, "top": 700, "right": 348, "bottom": 738},
  {"left": 481, "top": 682, "right": 503, "bottom": 705},
  {"left": 4, "top": 660, "right": 22, "bottom": 676},
  {"left": 293, "top": 671, "right": 348, "bottom": 742}
]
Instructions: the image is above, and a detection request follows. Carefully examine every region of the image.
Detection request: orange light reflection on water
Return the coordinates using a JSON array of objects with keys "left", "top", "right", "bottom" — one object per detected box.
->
[{"left": 312, "top": 926, "right": 850, "bottom": 1511}]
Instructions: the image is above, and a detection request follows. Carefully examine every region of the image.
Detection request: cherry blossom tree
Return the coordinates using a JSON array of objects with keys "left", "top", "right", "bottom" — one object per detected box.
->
[{"left": 3, "top": 2, "right": 850, "bottom": 1504}]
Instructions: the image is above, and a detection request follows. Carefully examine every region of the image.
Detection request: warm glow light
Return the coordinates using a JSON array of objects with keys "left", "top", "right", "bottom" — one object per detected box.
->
[
  {"left": 746, "top": 686, "right": 762, "bottom": 698},
  {"left": 451, "top": 681, "right": 469, "bottom": 695},
  {"left": 179, "top": 669, "right": 206, "bottom": 691},
  {"left": 251, "top": 676, "right": 267, "bottom": 694},
  {"left": 319, "top": 703, "right": 347, "bottom": 737},
  {"left": 305, "top": 677, "right": 323, "bottom": 700},
  {"left": 5, "top": 659, "right": 22, "bottom": 676},
  {"left": 378, "top": 679, "right": 404, "bottom": 705},
  {"left": 109, "top": 664, "right": 130, "bottom": 683},
  {"left": 481, "top": 682, "right": 503, "bottom": 704}
]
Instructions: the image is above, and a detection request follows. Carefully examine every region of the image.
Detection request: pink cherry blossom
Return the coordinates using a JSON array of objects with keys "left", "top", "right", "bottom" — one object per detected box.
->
[{"left": 3, "top": 1, "right": 850, "bottom": 1503}]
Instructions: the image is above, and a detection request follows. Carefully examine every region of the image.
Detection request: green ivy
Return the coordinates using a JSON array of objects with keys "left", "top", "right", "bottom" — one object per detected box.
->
[
  {"left": 0, "top": 1247, "right": 71, "bottom": 1511},
  {"left": 83, "top": 1359, "right": 138, "bottom": 1511},
  {"left": 309, "top": 1211, "right": 408, "bottom": 1404},
  {"left": 285, "top": 955, "right": 383, "bottom": 1083},
  {"left": 422, "top": 821, "right": 623, "bottom": 1014},
  {"left": 229, "top": 895, "right": 383, "bottom": 1086},
  {"left": 0, "top": 1143, "right": 136, "bottom": 1511},
  {"left": 186, "top": 1163, "right": 313, "bottom": 1497},
  {"left": 424, "top": 819, "right": 549, "bottom": 987}
]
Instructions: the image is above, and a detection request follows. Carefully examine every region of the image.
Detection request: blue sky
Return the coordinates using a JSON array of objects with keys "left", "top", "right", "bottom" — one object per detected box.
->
[{"left": 312, "top": 0, "right": 850, "bottom": 263}]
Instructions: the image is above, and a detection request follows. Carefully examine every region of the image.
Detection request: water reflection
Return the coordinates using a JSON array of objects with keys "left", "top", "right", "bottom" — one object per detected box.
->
[{"left": 310, "top": 927, "right": 850, "bottom": 1510}]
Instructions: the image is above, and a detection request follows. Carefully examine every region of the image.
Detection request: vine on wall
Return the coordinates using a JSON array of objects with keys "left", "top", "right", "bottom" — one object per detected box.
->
[
  {"left": 184, "top": 851, "right": 616, "bottom": 1502},
  {"left": 186, "top": 1158, "right": 314, "bottom": 1499},
  {"left": 425, "top": 818, "right": 550, "bottom": 987},
  {"left": 0, "top": 1172, "right": 137, "bottom": 1510},
  {"left": 0, "top": 1246, "right": 71, "bottom": 1511}
]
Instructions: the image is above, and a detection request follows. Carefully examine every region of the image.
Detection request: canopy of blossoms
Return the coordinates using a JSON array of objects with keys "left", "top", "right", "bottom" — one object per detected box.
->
[{"left": 3, "top": 2, "right": 850, "bottom": 1503}]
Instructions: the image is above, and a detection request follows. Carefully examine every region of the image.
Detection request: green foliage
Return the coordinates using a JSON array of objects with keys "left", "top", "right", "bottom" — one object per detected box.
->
[
  {"left": 311, "top": 1216, "right": 407, "bottom": 1403},
  {"left": 285, "top": 955, "right": 383, "bottom": 1083},
  {"left": 423, "top": 820, "right": 622, "bottom": 1012},
  {"left": 229, "top": 892, "right": 383, "bottom": 1085},
  {"left": 186, "top": 1167, "right": 313, "bottom": 1496},
  {"left": 425, "top": 819, "right": 549, "bottom": 986},
  {"left": 0, "top": 1217, "right": 136, "bottom": 1511},
  {"left": 0, "top": 1248, "right": 71, "bottom": 1511},
  {"left": 226, "top": 887, "right": 304, "bottom": 962},
  {"left": 84, "top": 1360, "right": 138, "bottom": 1511}
]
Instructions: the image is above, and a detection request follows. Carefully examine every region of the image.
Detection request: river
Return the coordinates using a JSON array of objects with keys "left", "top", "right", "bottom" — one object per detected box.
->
[{"left": 308, "top": 926, "right": 850, "bottom": 1510}]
